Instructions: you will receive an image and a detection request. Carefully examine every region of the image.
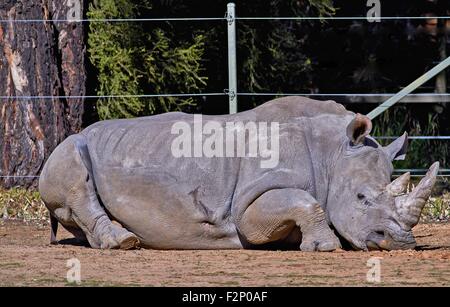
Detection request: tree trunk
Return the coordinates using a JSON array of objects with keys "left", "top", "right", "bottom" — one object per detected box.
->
[{"left": 0, "top": 0, "right": 85, "bottom": 188}]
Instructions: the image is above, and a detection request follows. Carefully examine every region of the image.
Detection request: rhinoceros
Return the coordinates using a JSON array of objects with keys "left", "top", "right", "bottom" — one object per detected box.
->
[{"left": 39, "top": 97, "right": 439, "bottom": 251}]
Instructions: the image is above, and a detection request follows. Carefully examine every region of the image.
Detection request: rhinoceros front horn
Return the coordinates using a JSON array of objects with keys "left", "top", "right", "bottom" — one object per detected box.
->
[{"left": 395, "top": 162, "right": 440, "bottom": 228}]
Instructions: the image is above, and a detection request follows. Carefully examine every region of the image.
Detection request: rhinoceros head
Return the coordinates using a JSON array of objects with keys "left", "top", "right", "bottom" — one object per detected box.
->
[{"left": 326, "top": 114, "right": 439, "bottom": 251}]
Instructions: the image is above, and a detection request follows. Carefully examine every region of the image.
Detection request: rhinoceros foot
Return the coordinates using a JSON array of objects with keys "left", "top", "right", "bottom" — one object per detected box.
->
[
  {"left": 300, "top": 225, "right": 341, "bottom": 252},
  {"left": 97, "top": 223, "right": 140, "bottom": 250},
  {"left": 300, "top": 235, "right": 341, "bottom": 252}
]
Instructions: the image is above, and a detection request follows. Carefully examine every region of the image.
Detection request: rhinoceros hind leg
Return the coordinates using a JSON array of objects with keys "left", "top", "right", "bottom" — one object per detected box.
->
[
  {"left": 40, "top": 135, "right": 140, "bottom": 250},
  {"left": 50, "top": 214, "right": 59, "bottom": 245},
  {"left": 237, "top": 188, "right": 341, "bottom": 252}
]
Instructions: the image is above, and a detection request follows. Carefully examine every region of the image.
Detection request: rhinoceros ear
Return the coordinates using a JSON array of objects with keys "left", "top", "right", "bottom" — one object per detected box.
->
[
  {"left": 346, "top": 114, "right": 372, "bottom": 146},
  {"left": 383, "top": 132, "right": 408, "bottom": 161}
]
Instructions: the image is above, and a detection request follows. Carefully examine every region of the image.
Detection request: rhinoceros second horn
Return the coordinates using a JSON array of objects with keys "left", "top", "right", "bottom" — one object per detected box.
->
[{"left": 386, "top": 172, "right": 410, "bottom": 196}]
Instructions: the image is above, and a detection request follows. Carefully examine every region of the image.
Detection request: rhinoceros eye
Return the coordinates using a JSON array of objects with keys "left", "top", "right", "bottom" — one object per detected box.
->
[{"left": 357, "top": 193, "right": 365, "bottom": 200}]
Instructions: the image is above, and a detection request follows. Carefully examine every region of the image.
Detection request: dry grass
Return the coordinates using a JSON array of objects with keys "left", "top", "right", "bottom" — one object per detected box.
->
[
  {"left": 0, "top": 188, "right": 48, "bottom": 223},
  {"left": 0, "top": 189, "right": 448, "bottom": 224},
  {"left": 421, "top": 193, "right": 450, "bottom": 223}
]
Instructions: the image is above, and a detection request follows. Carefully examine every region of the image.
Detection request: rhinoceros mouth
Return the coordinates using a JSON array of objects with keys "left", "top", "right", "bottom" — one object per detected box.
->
[
  {"left": 365, "top": 229, "right": 416, "bottom": 251},
  {"left": 366, "top": 231, "right": 388, "bottom": 251}
]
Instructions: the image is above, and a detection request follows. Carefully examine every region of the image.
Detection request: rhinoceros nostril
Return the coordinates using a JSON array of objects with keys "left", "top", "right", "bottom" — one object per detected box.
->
[{"left": 375, "top": 230, "right": 385, "bottom": 237}]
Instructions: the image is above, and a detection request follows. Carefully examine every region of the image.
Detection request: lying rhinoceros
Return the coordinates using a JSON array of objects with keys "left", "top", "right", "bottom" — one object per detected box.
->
[{"left": 39, "top": 97, "right": 439, "bottom": 251}]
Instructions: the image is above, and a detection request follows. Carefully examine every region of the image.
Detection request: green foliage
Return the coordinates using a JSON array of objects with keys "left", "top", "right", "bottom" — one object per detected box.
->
[
  {"left": 87, "top": 0, "right": 207, "bottom": 119},
  {"left": 87, "top": 0, "right": 335, "bottom": 117}
]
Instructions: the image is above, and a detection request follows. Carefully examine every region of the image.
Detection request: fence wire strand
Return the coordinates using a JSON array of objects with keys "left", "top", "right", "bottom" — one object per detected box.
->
[
  {"left": 0, "top": 17, "right": 227, "bottom": 23},
  {"left": 236, "top": 16, "right": 450, "bottom": 21},
  {"left": 1, "top": 16, "right": 449, "bottom": 23},
  {"left": 1, "top": 93, "right": 449, "bottom": 100},
  {"left": 238, "top": 93, "right": 450, "bottom": 97},
  {"left": 0, "top": 93, "right": 227, "bottom": 100}
]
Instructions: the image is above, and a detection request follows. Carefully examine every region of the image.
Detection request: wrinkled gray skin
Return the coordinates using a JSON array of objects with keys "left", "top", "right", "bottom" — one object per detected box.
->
[{"left": 39, "top": 97, "right": 439, "bottom": 251}]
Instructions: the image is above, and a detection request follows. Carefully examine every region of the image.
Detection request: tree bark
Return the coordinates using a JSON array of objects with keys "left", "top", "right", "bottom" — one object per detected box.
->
[{"left": 0, "top": 0, "right": 85, "bottom": 188}]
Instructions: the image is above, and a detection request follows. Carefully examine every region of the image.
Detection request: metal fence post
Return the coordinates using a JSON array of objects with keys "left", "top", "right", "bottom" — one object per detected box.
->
[
  {"left": 367, "top": 56, "right": 450, "bottom": 119},
  {"left": 227, "top": 3, "right": 238, "bottom": 114}
]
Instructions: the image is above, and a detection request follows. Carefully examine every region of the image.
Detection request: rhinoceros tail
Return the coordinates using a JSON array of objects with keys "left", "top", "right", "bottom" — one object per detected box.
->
[{"left": 50, "top": 214, "right": 59, "bottom": 245}]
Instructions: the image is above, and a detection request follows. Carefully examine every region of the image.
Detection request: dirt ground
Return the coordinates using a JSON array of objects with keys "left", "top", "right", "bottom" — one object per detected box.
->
[{"left": 0, "top": 221, "right": 449, "bottom": 287}]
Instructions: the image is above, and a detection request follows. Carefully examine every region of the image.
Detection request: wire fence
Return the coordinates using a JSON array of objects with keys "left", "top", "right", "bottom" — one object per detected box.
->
[
  {"left": 0, "top": 93, "right": 227, "bottom": 100},
  {"left": 0, "top": 17, "right": 227, "bottom": 23},
  {"left": 236, "top": 16, "right": 450, "bottom": 21},
  {"left": 0, "top": 6, "right": 449, "bottom": 180},
  {"left": 239, "top": 93, "right": 450, "bottom": 97},
  {"left": 1, "top": 16, "right": 449, "bottom": 23},
  {"left": 2, "top": 93, "right": 449, "bottom": 100}
]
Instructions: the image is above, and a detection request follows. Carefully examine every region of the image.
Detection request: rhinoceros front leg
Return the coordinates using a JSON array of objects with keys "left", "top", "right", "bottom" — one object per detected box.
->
[
  {"left": 39, "top": 135, "right": 140, "bottom": 250},
  {"left": 236, "top": 188, "right": 341, "bottom": 251}
]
